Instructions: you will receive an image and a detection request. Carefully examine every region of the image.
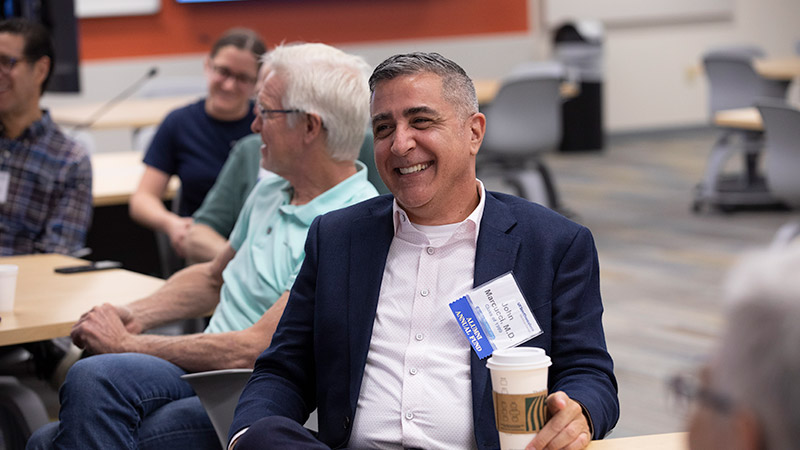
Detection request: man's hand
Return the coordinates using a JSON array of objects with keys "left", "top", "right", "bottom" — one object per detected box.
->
[
  {"left": 525, "top": 391, "right": 591, "bottom": 450},
  {"left": 71, "top": 303, "right": 139, "bottom": 354}
]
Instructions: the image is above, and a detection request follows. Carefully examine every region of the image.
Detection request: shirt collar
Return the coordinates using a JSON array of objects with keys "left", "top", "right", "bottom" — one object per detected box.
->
[
  {"left": 392, "top": 179, "right": 486, "bottom": 245},
  {"left": 281, "top": 160, "right": 371, "bottom": 225},
  {"left": 1, "top": 110, "right": 52, "bottom": 141}
]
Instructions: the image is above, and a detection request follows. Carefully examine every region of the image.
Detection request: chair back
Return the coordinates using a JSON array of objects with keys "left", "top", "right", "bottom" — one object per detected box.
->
[
  {"left": 703, "top": 45, "right": 790, "bottom": 115},
  {"left": 357, "top": 129, "right": 390, "bottom": 195},
  {"left": 758, "top": 103, "right": 800, "bottom": 208},
  {"left": 181, "top": 368, "right": 253, "bottom": 447},
  {"left": 480, "top": 61, "right": 564, "bottom": 157}
]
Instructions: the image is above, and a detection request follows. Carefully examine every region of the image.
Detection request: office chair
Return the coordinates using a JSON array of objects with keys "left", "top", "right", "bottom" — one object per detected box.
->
[
  {"left": 181, "top": 369, "right": 318, "bottom": 447},
  {"left": 154, "top": 186, "right": 185, "bottom": 279},
  {"left": 757, "top": 103, "right": 800, "bottom": 247},
  {"left": 0, "top": 376, "right": 49, "bottom": 450},
  {"left": 477, "top": 61, "right": 565, "bottom": 210},
  {"left": 692, "top": 45, "right": 791, "bottom": 212}
]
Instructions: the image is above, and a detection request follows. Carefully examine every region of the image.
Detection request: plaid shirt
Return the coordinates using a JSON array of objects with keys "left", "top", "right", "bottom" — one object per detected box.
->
[{"left": 0, "top": 111, "right": 93, "bottom": 256}]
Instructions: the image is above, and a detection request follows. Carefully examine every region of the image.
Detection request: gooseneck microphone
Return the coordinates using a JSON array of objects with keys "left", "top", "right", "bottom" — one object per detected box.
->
[{"left": 73, "top": 67, "right": 159, "bottom": 130}]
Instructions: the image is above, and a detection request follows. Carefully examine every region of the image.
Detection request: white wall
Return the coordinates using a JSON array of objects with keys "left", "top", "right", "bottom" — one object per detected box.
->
[{"left": 42, "top": 0, "right": 800, "bottom": 151}]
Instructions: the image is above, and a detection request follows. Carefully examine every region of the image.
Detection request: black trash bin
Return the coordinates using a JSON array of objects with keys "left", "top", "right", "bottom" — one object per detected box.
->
[{"left": 554, "top": 21, "right": 604, "bottom": 152}]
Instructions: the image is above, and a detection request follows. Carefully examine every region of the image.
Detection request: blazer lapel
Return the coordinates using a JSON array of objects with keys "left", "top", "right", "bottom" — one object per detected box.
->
[
  {"left": 471, "top": 193, "right": 520, "bottom": 439},
  {"left": 347, "top": 199, "right": 394, "bottom": 411}
]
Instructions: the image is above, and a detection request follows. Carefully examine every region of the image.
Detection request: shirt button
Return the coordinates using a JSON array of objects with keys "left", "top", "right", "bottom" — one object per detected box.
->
[
  {"left": 266, "top": 227, "right": 272, "bottom": 234},
  {"left": 420, "top": 289, "right": 429, "bottom": 297},
  {"left": 409, "top": 367, "right": 418, "bottom": 375},
  {"left": 415, "top": 333, "right": 424, "bottom": 341},
  {"left": 426, "top": 247, "right": 435, "bottom": 255},
  {"left": 405, "top": 411, "right": 414, "bottom": 420},
  {"left": 401, "top": 215, "right": 407, "bottom": 222}
]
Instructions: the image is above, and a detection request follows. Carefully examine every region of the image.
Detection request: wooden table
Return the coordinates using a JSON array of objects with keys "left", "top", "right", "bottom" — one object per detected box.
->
[
  {"left": 753, "top": 57, "right": 800, "bottom": 81},
  {"left": 50, "top": 94, "right": 199, "bottom": 129},
  {"left": 0, "top": 254, "right": 165, "bottom": 346},
  {"left": 588, "top": 432, "right": 687, "bottom": 449},
  {"left": 713, "top": 107, "right": 763, "bottom": 131},
  {"left": 92, "top": 151, "right": 180, "bottom": 207}
]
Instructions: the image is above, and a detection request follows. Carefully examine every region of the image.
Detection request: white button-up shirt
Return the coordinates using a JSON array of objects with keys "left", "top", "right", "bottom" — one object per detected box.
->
[{"left": 349, "top": 181, "right": 487, "bottom": 450}]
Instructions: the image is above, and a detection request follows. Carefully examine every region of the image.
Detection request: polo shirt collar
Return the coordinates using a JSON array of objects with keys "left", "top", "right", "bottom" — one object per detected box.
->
[{"left": 281, "top": 160, "right": 370, "bottom": 225}]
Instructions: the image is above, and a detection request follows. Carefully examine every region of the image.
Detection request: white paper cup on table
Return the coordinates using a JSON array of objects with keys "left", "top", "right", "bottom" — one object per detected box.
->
[
  {"left": 486, "top": 347, "right": 552, "bottom": 450},
  {"left": 0, "top": 264, "right": 19, "bottom": 311}
]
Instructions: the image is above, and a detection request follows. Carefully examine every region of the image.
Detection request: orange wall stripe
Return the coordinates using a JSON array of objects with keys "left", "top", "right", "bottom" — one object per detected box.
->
[{"left": 78, "top": 0, "right": 529, "bottom": 61}]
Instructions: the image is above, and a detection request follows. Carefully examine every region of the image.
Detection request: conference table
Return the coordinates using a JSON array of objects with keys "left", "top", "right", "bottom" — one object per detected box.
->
[
  {"left": 50, "top": 94, "right": 199, "bottom": 130},
  {"left": 50, "top": 79, "right": 563, "bottom": 128},
  {"left": 91, "top": 150, "right": 180, "bottom": 207},
  {"left": 587, "top": 432, "right": 687, "bottom": 449},
  {"left": 0, "top": 254, "right": 165, "bottom": 347}
]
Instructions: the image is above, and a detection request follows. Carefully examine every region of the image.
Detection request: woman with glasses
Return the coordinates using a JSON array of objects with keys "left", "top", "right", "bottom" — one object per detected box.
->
[{"left": 130, "top": 27, "right": 265, "bottom": 262}]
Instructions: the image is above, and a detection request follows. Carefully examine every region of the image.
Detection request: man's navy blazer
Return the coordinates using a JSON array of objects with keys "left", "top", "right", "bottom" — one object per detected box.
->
[{"left": 231, "top": 191, "right": 619, "bottom": 449}]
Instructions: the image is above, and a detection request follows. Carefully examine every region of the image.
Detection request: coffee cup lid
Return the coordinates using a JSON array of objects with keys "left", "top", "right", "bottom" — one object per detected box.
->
[
  {"left": 486, "top": 347, "right": 552, "bottom": 370},
  {"left": 0, "top": 265, "right": 18, "bottom": 275}
]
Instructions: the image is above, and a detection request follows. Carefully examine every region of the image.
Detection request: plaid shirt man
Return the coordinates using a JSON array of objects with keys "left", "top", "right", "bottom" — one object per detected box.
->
[{"left": 0, "top": 111, "right": 92, "bottom": 256}]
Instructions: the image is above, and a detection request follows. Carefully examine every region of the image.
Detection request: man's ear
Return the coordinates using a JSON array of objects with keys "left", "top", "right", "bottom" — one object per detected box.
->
[
  {"left": 303, "top": 113, "right": 325, "bottom": 144},
  {"left": 468, "top": 112, "right": 486, "bottom": 156},
  {"left": 33, "top": 56, "right": 50, "bottom": 87}
]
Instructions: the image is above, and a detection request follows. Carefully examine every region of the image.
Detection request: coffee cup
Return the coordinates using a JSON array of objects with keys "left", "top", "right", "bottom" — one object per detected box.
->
[
  {"left": 0, "top": 264, "right": 19, "bottom": 312},
  {"left": 486, "top": 347, "right": 552, "bottom": 450}
]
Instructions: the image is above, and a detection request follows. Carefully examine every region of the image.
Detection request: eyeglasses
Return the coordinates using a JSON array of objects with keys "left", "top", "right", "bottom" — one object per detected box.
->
[
  {"left": 0, "top": 55, "right": 22, "bottom": 74},
  {"left": 212, "top": 64, "right": 257, "bottom": 86},
  {"left": 256, "top": 104, "right": 303, "bottom": 120},
  {"left": 668, "top": 373, "right": 734, "bottom": 415}
]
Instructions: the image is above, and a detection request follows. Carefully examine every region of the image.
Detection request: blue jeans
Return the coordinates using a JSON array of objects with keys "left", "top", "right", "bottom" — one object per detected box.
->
[{"left": 26, "top": 353, "right": 220, "bottom": 450}]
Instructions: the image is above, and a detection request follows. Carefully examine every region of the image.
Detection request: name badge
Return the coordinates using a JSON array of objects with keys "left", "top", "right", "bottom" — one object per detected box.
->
[
  {"left": 0, "top": 171, "right": 9, "bottom": 204},
  {"left": 449, "top": 272, "right": 542, "bottom": 359}
]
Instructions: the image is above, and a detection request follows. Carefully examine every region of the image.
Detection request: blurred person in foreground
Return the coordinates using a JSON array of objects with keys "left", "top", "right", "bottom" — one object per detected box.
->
[
  {"left": 679, "top": 244, "right": 800, "bottom": 450},
  {"left": 230, "top": 52, "right": 618, "bottom": 450},
  {"left": 26, "top": 42, "right": 378, "bottom": 450}
]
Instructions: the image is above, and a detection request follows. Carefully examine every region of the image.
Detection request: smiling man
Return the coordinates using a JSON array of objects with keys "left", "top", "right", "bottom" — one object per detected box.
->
[
  {"left": 231, "top": 52, "right": 619, "bottom": 449},
  {"left": 0, "top": 18, "right": 91, "bottom": 256},
  {"left": 27, "top": 43, "right": 378, "bottom": 450}
]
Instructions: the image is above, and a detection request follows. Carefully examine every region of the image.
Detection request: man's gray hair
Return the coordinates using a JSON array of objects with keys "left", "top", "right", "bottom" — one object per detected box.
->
[
  {"left": 368, "top": 52, "right": 479, "bottom": 117},
  {"left": 716, "top": 244, "right": 800, "bottom": 450},
  {"left": 263, "top": 43, "right": 371, "bottom": 161}
]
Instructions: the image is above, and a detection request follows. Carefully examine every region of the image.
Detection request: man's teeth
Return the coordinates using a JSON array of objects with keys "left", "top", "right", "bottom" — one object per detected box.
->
[{"left": 398, "top": 163, "right": 430, "bottom": 175}]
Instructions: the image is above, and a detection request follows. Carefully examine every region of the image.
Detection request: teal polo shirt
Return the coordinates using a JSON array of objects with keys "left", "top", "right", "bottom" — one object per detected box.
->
[{"left": 205, "top": 161, "right": 378, "bottom": 334}]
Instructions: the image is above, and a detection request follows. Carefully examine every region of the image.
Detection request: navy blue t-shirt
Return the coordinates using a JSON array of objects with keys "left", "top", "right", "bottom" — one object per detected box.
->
[{"left": 143, "top": 99, "right": 256, "bottom": 217}]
